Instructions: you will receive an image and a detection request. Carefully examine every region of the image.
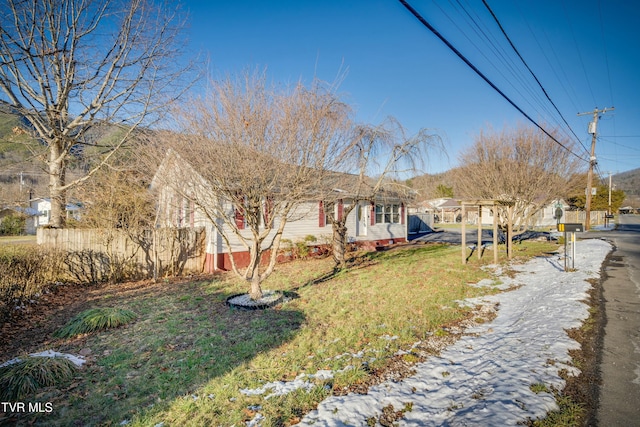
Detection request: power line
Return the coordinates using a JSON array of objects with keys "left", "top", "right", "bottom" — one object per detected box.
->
[
  {"left": 447, "top": 1, "right": 559, "bottom": 136},
  {"left": 397, "top": 0, "right": 587, "bottom": 163},
  {"left": 480, "top": 0, "right": 589, "bottom": 157}
]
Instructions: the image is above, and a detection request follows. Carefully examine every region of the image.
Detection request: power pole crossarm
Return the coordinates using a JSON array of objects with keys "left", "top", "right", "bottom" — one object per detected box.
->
[{"left": 577, "top": 107, "right": 614, "bottom": 231}]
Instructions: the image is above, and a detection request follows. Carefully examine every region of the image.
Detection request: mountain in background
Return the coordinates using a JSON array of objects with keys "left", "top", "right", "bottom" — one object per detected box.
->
[
  {"left": 2, "top": 101, "right": 640, "bottom": 206},
  {"left": 0, "top": 101, "right": 133, "bottom": 206},
  {"left": 611, "top": 168, "right": 640, "bottom": 197}
]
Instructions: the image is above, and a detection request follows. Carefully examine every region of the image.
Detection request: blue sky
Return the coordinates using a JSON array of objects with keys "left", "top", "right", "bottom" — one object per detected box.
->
[{"left": 183, "top": 0, "right": 640, "bottom": 177}]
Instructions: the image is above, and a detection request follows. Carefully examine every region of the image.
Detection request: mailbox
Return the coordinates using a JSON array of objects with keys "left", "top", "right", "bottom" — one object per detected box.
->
[{"left": 558, "top": 223, "right": 583, "bottom": 232}]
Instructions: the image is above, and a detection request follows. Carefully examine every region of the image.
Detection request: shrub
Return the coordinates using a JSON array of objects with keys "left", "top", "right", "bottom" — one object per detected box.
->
[
  {"left": 0, "top": 246, "right": 67, "bottom": 323},
  {"left": 0, "top": 356, "right": 77, "bottom": 401},
  {"left": 54, "top": 307, "right": 137, "bottom": 338},
  {"left": 0, "top": 213, "right": 26, "bottom": 236}
]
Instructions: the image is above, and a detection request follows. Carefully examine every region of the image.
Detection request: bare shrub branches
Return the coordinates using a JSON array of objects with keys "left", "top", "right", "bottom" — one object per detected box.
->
[{"left": 453, "top": 124, "right": 585, "bottom": 232}]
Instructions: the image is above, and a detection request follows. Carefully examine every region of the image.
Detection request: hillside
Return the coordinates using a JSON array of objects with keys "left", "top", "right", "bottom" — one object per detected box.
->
[
  {"left": 0, "top": 103, "right": 138, "bottom": 206},
  {"left": 612, "top": 168, "right": 640, "bottom": 197}
]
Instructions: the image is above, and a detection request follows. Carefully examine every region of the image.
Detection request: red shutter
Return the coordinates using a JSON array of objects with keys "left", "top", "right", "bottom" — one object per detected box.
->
[
  {"left": 337, "top": 199, "right": 344, "bottom": 221},
  {"left": 318, "top": 201, "right": 326, "bottom": 227},
  {"left": 235, "top": 194, "right": 245, "bottom": 230},
  {"left": 263, "top": 197, "right": 274, "bottom": 227},
  {"left": 370, "top": 202, "right": 376, "bottom": 226},
  {"left": 235, "top": 207, "right": 245, "bottom": 229},
  {"left": 401, "top": 203, "right": 405, "bottom": 225}
]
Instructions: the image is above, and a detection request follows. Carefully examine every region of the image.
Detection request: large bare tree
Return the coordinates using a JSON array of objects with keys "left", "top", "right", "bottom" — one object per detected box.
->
[
  {"left": 320, "top": 117, "right": 441, "bottom": 269},
  {"left": 0, "top": 0, "right": 194, "bottom": 227},
  {"left": 154, "top": 71, "right": 355, "bottom": 300},
  {"left": 453, "top": 124, "right": 584, "bottom": 233}
]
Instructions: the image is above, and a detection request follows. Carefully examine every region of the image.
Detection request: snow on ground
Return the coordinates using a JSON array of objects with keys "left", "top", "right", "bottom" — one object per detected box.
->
[
  {"left": 290, "top": 238, "right": 611, "bottom": 426},
  {"left": 0, "top": 350, "right": 86, "bottom": 368}
]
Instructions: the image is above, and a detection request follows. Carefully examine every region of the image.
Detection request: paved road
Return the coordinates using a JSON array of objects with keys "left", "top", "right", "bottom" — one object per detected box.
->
[{"left": 589, "top": 215, "right": 640, "bottom": 426}]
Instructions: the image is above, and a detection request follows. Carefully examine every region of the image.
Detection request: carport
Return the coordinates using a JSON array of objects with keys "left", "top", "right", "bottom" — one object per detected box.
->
[{"left": 460, "top": 199, "right": 514, "bottom": 264}]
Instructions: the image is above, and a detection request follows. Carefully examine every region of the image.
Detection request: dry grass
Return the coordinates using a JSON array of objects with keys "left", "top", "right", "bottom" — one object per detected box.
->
[{"left": 2, "top": 241, "right": 559, "bottom": 426}]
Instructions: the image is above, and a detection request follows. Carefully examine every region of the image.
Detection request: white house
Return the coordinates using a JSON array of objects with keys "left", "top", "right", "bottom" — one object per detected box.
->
[
  {"left": 473, "top": 198, "right": 569, "bottom": 228},
  {"left": 151, "top": 152, "right": 408, "bottom": 273},
  {"left": 27, "top": 198, "right": 82, "bottom": 232}
]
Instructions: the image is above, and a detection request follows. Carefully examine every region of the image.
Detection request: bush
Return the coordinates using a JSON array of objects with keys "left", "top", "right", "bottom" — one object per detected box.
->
[
  {"left": 0, "top": 246, "right": 67, "bottom": 324},
  {"left": 0, "top": 356, "right": 77, "bottom": 401},
  {"left": 0, "top": 213, "right": 26, "bottom": 235},
  {"left": 54, "top": 307, "right": 137, "bottom": 338}
]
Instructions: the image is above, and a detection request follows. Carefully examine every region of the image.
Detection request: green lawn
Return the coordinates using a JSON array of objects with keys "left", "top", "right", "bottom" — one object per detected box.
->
[
  {"left": 0, "top": 235, "right": 36, "bottom": 246},
  {"left": 7, "top": 240, "right": 559, "bottom": 426}
]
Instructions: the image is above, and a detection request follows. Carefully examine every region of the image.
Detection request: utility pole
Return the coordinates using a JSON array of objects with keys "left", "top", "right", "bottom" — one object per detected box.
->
[{"left": 577, "top": 107, "right": 614, "bottom": 231}]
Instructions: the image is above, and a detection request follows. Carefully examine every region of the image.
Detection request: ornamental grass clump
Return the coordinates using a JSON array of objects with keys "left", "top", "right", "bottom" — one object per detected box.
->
[
  {"left": 0, "top": 356, "right": 77, "bottom": 401},
  {"left": 54, "top": 307, "right": 137, "bottom": 338}
]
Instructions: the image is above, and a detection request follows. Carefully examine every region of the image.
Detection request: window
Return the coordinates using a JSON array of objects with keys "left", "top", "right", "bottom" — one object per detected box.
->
[{"left": 375, "top": 203, "right": 401, "bottom": 224}]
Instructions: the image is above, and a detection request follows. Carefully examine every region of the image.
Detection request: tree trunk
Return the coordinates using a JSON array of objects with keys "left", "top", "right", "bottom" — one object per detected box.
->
[
  {"left": 332, "top": 220, "right": 348, "bottom": 269},
  {"left": 48, "top": 141, "right": 66, "bottom": 228},
  {"left": 249, "top": 276, "right": 263, "bottom": 301},
  {"left": 247, "top": 240, "right": 263, "bottom": 300}
]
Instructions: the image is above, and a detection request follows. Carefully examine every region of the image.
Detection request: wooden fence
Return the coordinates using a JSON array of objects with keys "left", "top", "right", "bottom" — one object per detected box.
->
[
  {"left": 563, "top": 210, "right": 607, "bottom": 225},
  {"left": 37, "top": 227, "right": 205, "bottom": 282}
]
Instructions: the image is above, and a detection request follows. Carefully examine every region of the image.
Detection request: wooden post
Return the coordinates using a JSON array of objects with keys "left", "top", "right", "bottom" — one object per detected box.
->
[
  {"left": 493, "top": 202, "right": 498, "bottom": 263},
  {"left": 461, "top": 203, "right": 467, "bottom": 264},
  {"left": 507, "top": 205, "right": 513, "bottom": 259},
  {"left": 477, "top": 205, "right": 482, "bottom": 260}
]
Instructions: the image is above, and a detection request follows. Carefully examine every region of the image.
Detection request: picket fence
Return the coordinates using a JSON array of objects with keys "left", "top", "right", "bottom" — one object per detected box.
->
[{"left": 37, "top": 227, "right": 206, "bottom": 282}]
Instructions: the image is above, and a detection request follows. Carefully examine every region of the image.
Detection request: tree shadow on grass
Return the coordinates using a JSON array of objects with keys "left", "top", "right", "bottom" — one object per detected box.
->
[
  {"left": 9, "top": 279, "right": 305, "bottom": 426},
  {"left": 293, "top": 243, "right": 454, "bottom": 292}
]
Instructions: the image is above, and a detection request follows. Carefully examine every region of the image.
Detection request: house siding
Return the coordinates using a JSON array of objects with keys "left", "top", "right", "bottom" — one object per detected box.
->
[{"left": 152, "top": 153, "right": 408, "bottom": 272}]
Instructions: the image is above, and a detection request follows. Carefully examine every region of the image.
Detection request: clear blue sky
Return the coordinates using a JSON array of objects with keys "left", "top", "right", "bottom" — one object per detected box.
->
[{"left": 183, "top": 0, "right": 640, "bottom": 178}]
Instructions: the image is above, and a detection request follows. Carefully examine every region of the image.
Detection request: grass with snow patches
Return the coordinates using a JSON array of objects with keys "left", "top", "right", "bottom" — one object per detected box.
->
[{"left": 11, "top": 241, "right": 560, "bottom": 426}]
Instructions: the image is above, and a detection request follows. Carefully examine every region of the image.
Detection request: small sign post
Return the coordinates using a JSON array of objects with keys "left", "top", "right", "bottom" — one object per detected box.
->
[{"left": 557, "top": 223, "right": 583, "bottom": 271}]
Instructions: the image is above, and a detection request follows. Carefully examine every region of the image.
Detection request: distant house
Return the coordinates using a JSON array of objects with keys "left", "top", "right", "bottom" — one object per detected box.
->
[
  {"left": 1, "top": 206, "right": 37, "bottom": 235},
  {"left": 419, "top": 198, "right": 462, "bottom": 223},
  {"left": 471, "top": 198, "right": 569, "bottom": 228},
  {"left": 151, "top": 153, "right": 408, "bottom": 272},
  {"left": 27, "top": 198, "right": 82, "bottom": 233},
  {"left": 619, "top": 206, "right": 639, "bottom": 214}
]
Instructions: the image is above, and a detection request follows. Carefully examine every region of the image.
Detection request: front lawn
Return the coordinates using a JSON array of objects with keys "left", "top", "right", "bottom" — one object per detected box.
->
[{"left": 2, "top": 240, "right": 558, "bottom": 426}]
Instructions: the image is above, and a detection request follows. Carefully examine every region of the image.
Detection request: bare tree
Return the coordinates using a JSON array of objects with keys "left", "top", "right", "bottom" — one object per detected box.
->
[
  {"left": 320, "top": 117, "right": 441, "bottom": 269},
  {"left": 0, "top": 0, "right": 194, "bottom": 227},
  {"left": 453, "top": 124, "right": 584, "bottom": 233},
  {"left": 153, "top": 71, "right": 355, "bottom": 300}
]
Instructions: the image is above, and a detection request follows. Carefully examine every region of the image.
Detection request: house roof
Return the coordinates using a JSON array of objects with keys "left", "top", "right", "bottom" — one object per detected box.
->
[
  {"left": 29, "top": 198, "right": 83, "bottom": 211},
  {"left": 152, "top": 149, "right": 409, "bottom": 203}
]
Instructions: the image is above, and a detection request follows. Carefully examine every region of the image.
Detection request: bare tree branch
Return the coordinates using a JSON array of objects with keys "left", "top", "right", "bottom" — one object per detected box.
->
[{"left": 0, "top": 0, "right": 197, "bottom": 227}]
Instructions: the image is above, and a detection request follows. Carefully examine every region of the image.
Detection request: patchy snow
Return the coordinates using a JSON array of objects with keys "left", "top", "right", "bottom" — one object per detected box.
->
[
  {"left": 0, "top": 350, "right": 86, "bottom": 368},
  {"left": 298, "top": 239, "right": 611, "bottom": 426},
  {"left": 240, "top": 368, "right": 348, "bottom": 400},
  {"left": 242, "top": 238, "right": 611, "bottom": 426}
]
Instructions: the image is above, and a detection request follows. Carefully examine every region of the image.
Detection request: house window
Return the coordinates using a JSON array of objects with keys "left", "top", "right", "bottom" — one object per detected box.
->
[{"left": 375, "top": 204, "right": 401, "bottom": 224}]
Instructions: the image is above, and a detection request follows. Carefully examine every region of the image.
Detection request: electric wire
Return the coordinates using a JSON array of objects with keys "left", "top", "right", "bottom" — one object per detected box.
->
[
  {"left": 597, "top": 0, "right": 615, "bottom": 109},
  {"left": 451, "top": 0, "right": 560, "bottom": 134},
  {"left": 561, "top": 2, "right": 597, "bottom": 106},
  {"left": 397, "top": 0, "right": 587, "bottom": 163},
  {"left": 481, "top": 0, "right": 589, "bottom": 157}
]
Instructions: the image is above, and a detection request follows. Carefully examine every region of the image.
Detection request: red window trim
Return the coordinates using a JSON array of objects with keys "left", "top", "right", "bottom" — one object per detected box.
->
[
  {"left": 318, "top": 201, "right": 326, "bottom": 227},
  {"left": 370, "top": 202, "right": 375, "bottom": 226},
  {"left": 235, "top": 194, "right": 245, "bottom": 230}
]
